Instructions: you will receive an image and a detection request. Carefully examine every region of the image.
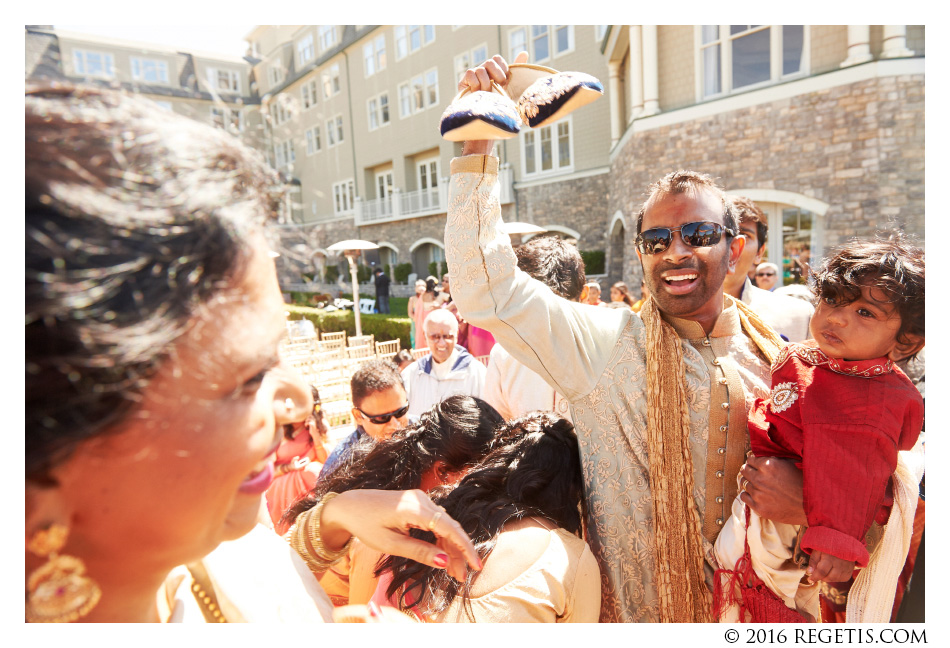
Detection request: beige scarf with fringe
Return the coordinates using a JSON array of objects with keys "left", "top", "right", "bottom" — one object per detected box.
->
[{"left": 639, "top": 295, "right": 784, "bottom": 623}]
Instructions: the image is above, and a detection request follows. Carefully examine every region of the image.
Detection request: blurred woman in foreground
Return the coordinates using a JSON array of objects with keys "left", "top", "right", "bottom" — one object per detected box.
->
[{"left": 25, "top": 84, "right": 478, "bottom": 622}]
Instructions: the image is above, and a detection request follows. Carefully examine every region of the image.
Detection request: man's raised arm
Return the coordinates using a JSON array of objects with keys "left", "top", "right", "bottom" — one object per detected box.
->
[{"left": 443, "top": 54, "right": 630, "bottom": 402}]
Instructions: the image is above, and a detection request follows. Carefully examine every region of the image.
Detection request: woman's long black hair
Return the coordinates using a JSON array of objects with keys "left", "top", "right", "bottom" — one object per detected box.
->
[
  {"left": 379, "top": 411, "right": 585, "bottom": 621},
  {"left": 281, "top": 395, "right": 503, "bottom": 529}
]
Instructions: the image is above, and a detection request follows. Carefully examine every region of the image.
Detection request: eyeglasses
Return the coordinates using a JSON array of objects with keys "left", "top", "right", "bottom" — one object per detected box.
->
[
  {"left": 357, "top": 402, "right": 410, "bottom": 425},
  {"left": 756, "top": 272, "right": 776, "bottom": 278},
  {"left": 635, "top": 221, "right": 735, "bottom": 255},
  {"left": 426, "top": 333, "right": 456, "bottom": 342}
]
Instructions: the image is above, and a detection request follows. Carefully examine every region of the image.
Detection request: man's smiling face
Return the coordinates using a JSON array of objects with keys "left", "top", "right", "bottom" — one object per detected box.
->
[{"left": 637, "top": 188, "right": 743, "bottom": 330}]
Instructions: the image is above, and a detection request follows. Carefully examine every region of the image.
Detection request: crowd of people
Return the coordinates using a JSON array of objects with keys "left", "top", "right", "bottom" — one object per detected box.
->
[{"left": 25, "top": 50, "right": 925, "bottom": 625}]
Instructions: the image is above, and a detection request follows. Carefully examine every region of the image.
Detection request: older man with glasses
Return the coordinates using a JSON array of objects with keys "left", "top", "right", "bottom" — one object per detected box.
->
[
  {"left": 443, "top": 52, "right": 816, "bottom": 623},
  {"left": 755, "top": 262, "right": 780, "bottom": 291},
  {"left": 401, "top": 308, "right": 485, "bottom": 419}
]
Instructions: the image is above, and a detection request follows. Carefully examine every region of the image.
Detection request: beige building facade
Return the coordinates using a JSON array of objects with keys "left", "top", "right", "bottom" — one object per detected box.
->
[
  {"left": 26, "top": 25, "right": 924, "bottom": 295},
  {"left": 603, "top": 25, "right": 924, "bottom": 290}
]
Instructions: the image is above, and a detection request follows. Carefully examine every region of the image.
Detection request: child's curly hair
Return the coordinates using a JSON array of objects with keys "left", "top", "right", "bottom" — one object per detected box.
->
[{"left": 811, "top": 236, "right": 924, "bottom": 359}]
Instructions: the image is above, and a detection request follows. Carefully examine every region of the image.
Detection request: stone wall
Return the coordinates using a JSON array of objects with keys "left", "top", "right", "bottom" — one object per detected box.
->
[
  {"left": 609, "top": 71, "right": 924, "bottom": 284},
  {"left": 513, "top": 172, "right": 611, "bottom": 254}
]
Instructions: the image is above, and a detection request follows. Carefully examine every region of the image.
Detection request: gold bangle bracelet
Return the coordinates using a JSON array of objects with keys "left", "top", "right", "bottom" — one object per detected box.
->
[{"left": 285, "top": 492, "right": 353, "bottom": 572}]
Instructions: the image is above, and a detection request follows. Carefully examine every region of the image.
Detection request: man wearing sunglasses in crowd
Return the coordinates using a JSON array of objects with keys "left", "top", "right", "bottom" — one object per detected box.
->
[
  {"left": 401, "top": 308, "right": 486, "bottom": 419},
  {"left": 443, "top": 52, "right": 805, "bottom": 623},
  {"left": 317, "top": 359, "right": 411, "bottom": 482},
  {"left": 721, "top": 196, "right": 814, "bottom": 342}
]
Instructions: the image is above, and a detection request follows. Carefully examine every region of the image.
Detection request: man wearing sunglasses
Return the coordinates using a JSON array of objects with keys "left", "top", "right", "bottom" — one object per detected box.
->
[
  {"left": 721, "top": 197, "right": 814, "bottom": 343},
  {"left": 441, "top": 45, "right": 805, "bottom": 626},
  {"left": 317, "top": 359, "right": 411, "bottom": 482},
  {"left": 401, "top": 309, "right": 485, "bottom": 419}
]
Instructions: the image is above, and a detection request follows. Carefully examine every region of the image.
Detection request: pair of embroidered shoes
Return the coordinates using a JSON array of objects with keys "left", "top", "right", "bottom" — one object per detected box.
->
[{"left": 439, "top": 63, "right": 603, "bottom": 141}]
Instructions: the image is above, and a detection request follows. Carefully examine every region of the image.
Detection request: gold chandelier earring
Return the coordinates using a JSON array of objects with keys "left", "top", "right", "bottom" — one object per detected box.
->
[{"left": 26, "top": 524, "right": 101, "bottom": 622}]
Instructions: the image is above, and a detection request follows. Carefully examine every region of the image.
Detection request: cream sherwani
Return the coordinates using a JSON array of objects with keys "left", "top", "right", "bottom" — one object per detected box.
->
[{"left": 444, "top": 155, "right": 773, "bottom": 622}]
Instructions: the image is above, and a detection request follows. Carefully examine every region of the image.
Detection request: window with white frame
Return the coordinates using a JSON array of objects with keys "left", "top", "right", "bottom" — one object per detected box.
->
[
  {"left": 376, "top": 170, "right": 393, "bottom": 200},
  {"left": 364, "top": 35, "right": 387, "bottom": 76},
  {"left": 522, "top": 118, "right": 572, "bottom": 176},
  {"left": 269, "top": 97, "right": 291, "bottom": 126},
  {"left": 595, "top": 25, "right": 609, "bottom": 41},
  {"left": 454, "top": 43, "right": 489, "bottom": 78},
  {"left": 508, "top": 28, "right": 527, "bottom": 61},
  {"left": 398, "top": 83, "right": 412, "bottom": 118},
  {"left": 269, "top": 65, "right": 284, "bottom": 86},
  {"left": 208, "top": 68, "right": 241, "bottom": 93},
  {"left": 418, "top": 158, "right": 440, "bottom": 209},
  {"left": 301, "top": 79, "right": 319, "bottom": 109},
  {"left": 425, "top": 68, "right": 439, "bottom": 107},
  {"left": 210, "top": 106, "right": 242, "bottom": 132},
  {"left": 274, "top": 139, "right": 294, "bottom": 168},
  {"left": 319, "top": 25, "right": 338, "bottom": 52},
  {"left": 297, "top": 34, "right": 314, "bottom": 66},
  {"left": 368, "top": 93, "right": 390, "bottom": 131},
  {"left": 305, "top": 126, "right": 321, "bottom": 155},
  {"left": 327, "top": 115, "right": 344, "bottom": 147},
  {"left": 508, "top": 26, "right": 573, "bottom": 63},
  {"left": 699, "top": 25, "right": 806, "bottom": 99},
  {"left": 131, "top": 57, "right": 168, "bottom": 83},
  {"left": 322, "top": 64, "right": 341, "bottom": 99},
  {"left": 333, "top": 179, "right": 355, "bottom": 214},
  {"left": 394, "top": 25, "right": 435, "bottom": 60},
  {"left": 73, "top": 50, "right": 114, "bottom": 78},
  {"left": 412, "top": 75, "right": 424, "bottom": 112},
  {"left": 554, "top": 25, "right": 573, "bottom": 55}
]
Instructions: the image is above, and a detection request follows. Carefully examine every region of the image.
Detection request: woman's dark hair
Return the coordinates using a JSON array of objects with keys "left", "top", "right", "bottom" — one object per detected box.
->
[
  {"left": 380, "top": 411, "right": 585, "bottom": 621},
  {"left": 811, "top": 237, "right": 924, "bottom": 358},
  {"left": 281, "top": 395, "right": 503, "bottom": 529},
  {"left": 26, "top": 84, "right": 281, "bottom": 485},
  {"left": 425, "top": 276, "right": 439, "bottom": 295},
  {"left": 611, "top": 281, "right": 635, "bottom": 307}
]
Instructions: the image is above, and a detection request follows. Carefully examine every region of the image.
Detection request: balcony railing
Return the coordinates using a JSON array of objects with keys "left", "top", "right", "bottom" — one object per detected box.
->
[{"left": 354, "top": 165, "right": 514, "bottom": 226}]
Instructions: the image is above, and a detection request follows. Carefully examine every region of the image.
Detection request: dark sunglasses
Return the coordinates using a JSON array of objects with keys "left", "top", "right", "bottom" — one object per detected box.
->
[
  {"left": 635, "top": 221, "right": 735, "bottom": 255},
  {"left": 756, "top": 272, "right": 776, "bottom": 277},
  {"left": 357, "top": 402, "right": 410, "bottom": 425}
]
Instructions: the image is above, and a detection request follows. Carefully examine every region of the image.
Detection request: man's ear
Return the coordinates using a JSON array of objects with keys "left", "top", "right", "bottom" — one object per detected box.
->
[
  {"left": 753, "top": 244, "right": 766, "bottom": 266},
  {"left": 889, "top": 335, "right": 924, "bottom": 362},
  {"left": 726, "top": 235, "right": 746, "bottom": 274},
  {"left": 350, "top": 407, "right": 364, "bottom": 427}
]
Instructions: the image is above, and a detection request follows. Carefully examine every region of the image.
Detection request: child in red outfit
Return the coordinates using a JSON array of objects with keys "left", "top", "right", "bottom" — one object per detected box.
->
[{"left": 714, "top": 239, "right": 925, "bottom": 622}]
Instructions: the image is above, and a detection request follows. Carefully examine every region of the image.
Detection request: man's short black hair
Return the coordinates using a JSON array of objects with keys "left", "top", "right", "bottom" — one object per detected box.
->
[
  {"left": 515, "top": 235, "right": 586, "bottom": 301},
  {"left": 730, "top": 195, "right": 767, "bottom": 252},
  {"left": 351, "top": 359, "right": 405, "bottom": 407}
]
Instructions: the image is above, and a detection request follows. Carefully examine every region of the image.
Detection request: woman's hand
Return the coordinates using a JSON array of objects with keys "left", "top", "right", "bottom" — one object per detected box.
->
[
  {"left": 457, "top": 51, "right": 529, "bottom": 157},
  {"left": 319, "top": 489, "right": 482, "bottom": 582}
]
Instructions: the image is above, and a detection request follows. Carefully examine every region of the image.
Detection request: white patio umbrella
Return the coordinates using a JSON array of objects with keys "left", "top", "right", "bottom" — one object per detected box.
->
[
  {"left": 327, "top": 239, "right": 379, "bottom": 337},
  {"left": 499, "top": 221, "right": 547, "bottom": 235}
]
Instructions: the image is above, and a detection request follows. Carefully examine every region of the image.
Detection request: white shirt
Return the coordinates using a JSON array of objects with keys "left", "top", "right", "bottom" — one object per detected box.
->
[
  {"left": 740, "top": 278, "right": 815, "bottom": 343},
  {"left": 483, "top": 343, "right": 572, "bottom": 423}
]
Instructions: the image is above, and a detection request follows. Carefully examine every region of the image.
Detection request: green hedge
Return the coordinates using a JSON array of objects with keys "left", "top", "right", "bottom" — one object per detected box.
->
[
  {"left": 285, "top": 304, "right": 411, "bottom": 350},
  {"left": 394, "top": 262, "right": 413, "bottom": 283},
  {"left": 428, "top": 260, "right": 446, "bottom": 279},
  {"left": 324, "top": 266, "right": 339, "bottom": 283},
  {"left": 580, "top": 250, "right": 605, "bottom": 275}
]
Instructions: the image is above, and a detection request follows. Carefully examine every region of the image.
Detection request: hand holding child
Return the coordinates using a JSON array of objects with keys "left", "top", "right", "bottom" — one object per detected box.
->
[{"left": 806, "top": 550, "right": 855, "bottom": 583}]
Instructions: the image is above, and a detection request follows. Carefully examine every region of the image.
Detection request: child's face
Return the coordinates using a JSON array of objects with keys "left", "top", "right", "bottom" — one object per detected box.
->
[{"left": 810, "top": 284, "right": 905, "bottom": 361}]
